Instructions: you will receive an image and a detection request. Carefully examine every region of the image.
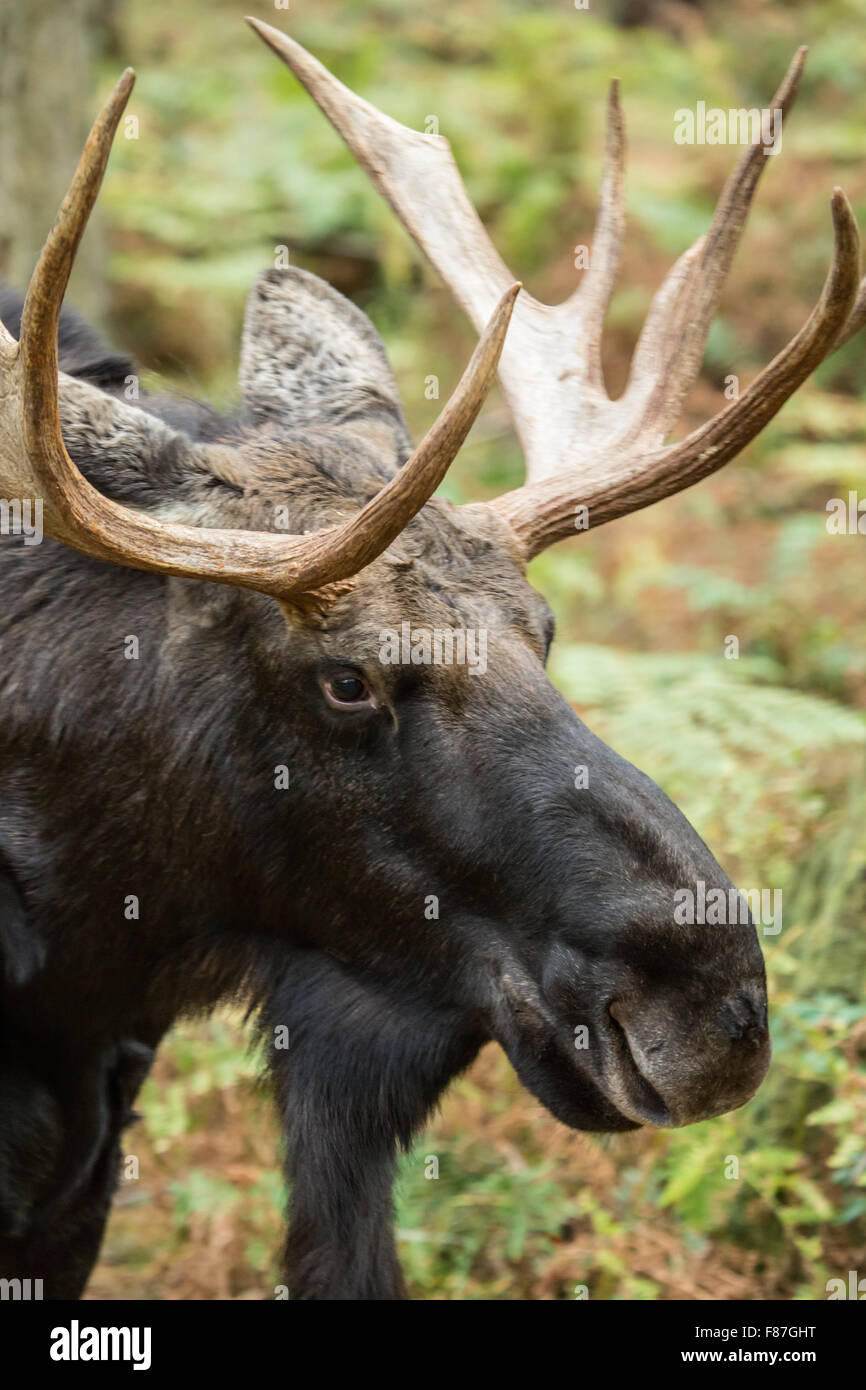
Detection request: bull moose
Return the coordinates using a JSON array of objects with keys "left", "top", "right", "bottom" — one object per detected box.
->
[{"left": 0, "top": 20, "right": 862, "bottom": 1299}]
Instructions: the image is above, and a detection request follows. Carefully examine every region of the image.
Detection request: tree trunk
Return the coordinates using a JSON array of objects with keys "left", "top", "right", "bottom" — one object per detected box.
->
[{"left": 0, "top": 0, "right": 106, "bottom": 321}]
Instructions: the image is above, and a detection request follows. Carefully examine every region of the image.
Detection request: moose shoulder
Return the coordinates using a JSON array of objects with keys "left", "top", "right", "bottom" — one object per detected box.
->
[{"left": 0, "top": 24, "right": 862, "bottom": 1300}]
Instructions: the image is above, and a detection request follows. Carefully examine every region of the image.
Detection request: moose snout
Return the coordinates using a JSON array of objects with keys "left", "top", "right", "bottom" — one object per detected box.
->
[{"left": 608, "top": 982, "right": 770, "bottom": 1127}]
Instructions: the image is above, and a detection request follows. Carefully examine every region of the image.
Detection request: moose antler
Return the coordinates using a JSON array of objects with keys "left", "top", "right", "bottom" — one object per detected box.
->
[
  {"left": 0, "top": 70, "right": 518, "bottom": 596},
  {"left": 250, "top": 20, "right": 866, "bottom": 558}
]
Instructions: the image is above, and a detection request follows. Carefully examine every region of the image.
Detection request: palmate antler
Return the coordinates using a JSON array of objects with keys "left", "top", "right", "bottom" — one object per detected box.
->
[
  {"left": 0, "top": 71, "right": 518, "bottom": 598},
  {"left": 250, "top": 20, "right": 866, "bottom": 559}
]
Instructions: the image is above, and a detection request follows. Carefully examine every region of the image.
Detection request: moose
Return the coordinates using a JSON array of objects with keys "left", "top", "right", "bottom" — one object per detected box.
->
[{"left": 0, "top": 20, "right": 863, "bottom": 1300}]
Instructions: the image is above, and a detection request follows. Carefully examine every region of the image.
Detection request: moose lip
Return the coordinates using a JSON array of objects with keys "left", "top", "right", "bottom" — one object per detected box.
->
[
  {"left": 496, "top": 968, "right": 673, "bottom": 1129},
  {"left": 599, "top": 1008, "right": 672, "bottom": 1128}
]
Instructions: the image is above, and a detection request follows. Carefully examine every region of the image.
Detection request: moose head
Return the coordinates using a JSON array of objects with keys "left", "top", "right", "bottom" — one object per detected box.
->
[{"left": 0, "top": 23, "right": 862, "bottom": 1299}]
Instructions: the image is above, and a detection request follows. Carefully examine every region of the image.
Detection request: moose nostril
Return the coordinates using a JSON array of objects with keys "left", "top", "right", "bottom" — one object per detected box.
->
[{"left": 717, "top": 990, "right": 768, "bottom": 1046}]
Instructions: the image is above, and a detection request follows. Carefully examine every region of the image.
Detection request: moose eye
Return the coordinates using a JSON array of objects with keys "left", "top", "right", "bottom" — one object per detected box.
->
[{"left": 322, "top": 672, "right": 376, "bottom": 710}]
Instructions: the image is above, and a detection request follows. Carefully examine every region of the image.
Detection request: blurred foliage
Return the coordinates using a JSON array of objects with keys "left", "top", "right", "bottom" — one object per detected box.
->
[{"left": 78, "top": 0, "right": 866, "bottom": 1300}]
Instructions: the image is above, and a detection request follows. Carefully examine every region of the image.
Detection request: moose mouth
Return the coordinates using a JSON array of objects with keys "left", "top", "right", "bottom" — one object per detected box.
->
[
  {"left": 492, "top": 967, "right": 675, "bottom": 1131},
  {"left": 492, "top": 960, "right": 768, "bottom": 1134},
  {"left": 599, "top": 1006, "right": 672, "bottom": 1127}
]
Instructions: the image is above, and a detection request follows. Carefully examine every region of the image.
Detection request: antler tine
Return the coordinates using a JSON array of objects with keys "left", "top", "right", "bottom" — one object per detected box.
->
[
  {"left": 618, "top": 238, "right": 706, "bottom": 446},
  {"left": 492, "top": 188, "right": 860, "bottom": 554},
  {"left": 0, "top": 69, "right": 518, "bottom": 599},
  {"left": 830, "top": 271, "right": 866, "bottom": 351},
  {"left": 248, "top": 17, "right": 582, "bottom": 485},
  {"left": 622, "top": 47, "right": 807, "bottom": 440},
  {"left": 246, "top": 16, "right": 516, "bottom": 333},
  {"left": 567, "top": 79, "right": 626, "bottom": 392},
  {"left": 19, "top": 71, "right": 136, "bottom": 422},
  {"left": 650, "top": 188, "right": 859, "bottom": 495},
  {"left": 0, "top": 69, "right": 129, "bottom": 513}
]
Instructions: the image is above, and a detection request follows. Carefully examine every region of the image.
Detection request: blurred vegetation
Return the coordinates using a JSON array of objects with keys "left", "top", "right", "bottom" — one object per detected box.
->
[{"left": 75, "top": 0, "right": 866, "bottom": 1300}]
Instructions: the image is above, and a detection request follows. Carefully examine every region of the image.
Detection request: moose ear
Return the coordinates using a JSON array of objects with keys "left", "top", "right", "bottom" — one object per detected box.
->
[{"left": 239, "top": 267, "right": 413, "bottom": 466}]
